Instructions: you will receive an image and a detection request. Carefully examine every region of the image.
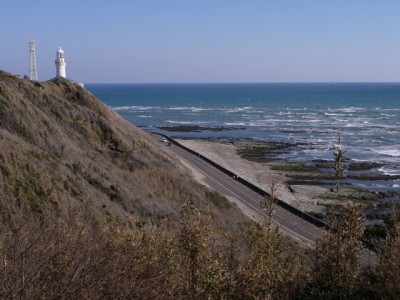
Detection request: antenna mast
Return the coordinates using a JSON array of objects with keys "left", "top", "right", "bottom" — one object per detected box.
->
[{"left": 29, "top": 40, "right": 38, "bottom": 81}]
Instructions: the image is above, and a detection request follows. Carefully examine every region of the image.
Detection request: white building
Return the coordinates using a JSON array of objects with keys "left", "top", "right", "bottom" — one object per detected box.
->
[{"left": 55, "top": 47, "right": 67, "bottom": 78}]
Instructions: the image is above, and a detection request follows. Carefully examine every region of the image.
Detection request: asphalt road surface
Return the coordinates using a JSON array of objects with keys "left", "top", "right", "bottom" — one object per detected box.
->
[
  {"left": 163, "top": 139, "right": 325, "bottom": 246},
  {"left": 159, "top": 136, "right": 377, "bottom": 266}
]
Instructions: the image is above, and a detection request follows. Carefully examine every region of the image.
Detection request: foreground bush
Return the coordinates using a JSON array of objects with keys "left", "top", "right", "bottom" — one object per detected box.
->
[
  {"left": 0, "top": 195, "right": 308, "bottom": 299},
  {"left": 1, "top": 194, "right": 399, "bottom": 299}
]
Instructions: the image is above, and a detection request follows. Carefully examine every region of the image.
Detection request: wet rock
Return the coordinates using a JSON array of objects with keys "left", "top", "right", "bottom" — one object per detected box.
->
[
  {"left": 235, "top": 141, "right": 295, "bottom": 163},
  {"left": 271, "top": 162, "right": 319, "bottom": 172},
  {"left": 312, "top": 159, "right": 335, "bottom": 169},
  {"left": 286, "top": 180, "right": 333, "bottom": 186},
  {"left": 288, "top": 173, "right": 336, "bottom": 181},
  {"left": 342, "top": 188, "right": 378, "bottom": 202},
  {"left": 157, "top": 125, "right": 246, "bottom": 132},
  {"left": 348, "top": 162, "right": 384, "bottom": 171},
  {"left": 377, "top": 190, "right": 400, "bottom": 199},
  {"left": 348, "top": 174, "right": 400, "bottom": 181}
]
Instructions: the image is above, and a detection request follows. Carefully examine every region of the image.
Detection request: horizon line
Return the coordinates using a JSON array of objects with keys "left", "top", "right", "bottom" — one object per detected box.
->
[{"left": 84, "top": 81, "right": 400, "bottom": 85}]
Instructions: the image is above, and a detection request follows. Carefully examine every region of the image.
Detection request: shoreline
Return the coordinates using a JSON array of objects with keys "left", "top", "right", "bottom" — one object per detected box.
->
[
  {"left": 175, "top": 137, "right": 397, "bottom": 217},
  {"left": 176, "top": 138, "right": 332, "bottom": 214},
  {"left": 156, "top": 125, "right": 400, "bottom": 194}
]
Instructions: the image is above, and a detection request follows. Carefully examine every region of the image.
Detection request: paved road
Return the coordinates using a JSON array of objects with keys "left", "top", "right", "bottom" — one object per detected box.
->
[
  {"left": 159, "top": 136, "right": 376, "bottom": 265},
  {"left": 163, "top": 139, "right": 325, "bottom": 246}
]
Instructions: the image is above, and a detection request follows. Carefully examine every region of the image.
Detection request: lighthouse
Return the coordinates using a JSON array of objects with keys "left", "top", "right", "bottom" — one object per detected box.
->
[{"left": 55, "top": 47, "right": 67, "bottom": 78}]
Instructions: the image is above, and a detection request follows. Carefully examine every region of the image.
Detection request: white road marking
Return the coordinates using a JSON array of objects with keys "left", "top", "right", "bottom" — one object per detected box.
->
[{"left": 176, "top": 148, "right": 317, "bottom": 245}]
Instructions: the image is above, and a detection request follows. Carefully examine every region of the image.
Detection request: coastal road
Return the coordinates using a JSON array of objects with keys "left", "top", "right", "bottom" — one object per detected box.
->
[
  {"left": 158, "top": 135, "right": 376, "bottom": 265},
  {"left": 161, "top": 138, "right": 325, "bottom": 246}
]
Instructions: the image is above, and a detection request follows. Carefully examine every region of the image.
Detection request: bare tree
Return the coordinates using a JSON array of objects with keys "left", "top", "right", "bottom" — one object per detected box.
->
[{"left": 260, "top": 182, "right": 278, "bottom": 227}]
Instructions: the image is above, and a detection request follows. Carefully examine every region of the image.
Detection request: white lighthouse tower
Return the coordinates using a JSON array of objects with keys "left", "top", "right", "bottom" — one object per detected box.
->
[{"left": 55, "top": 47, "right": 67, "bottom": 78}]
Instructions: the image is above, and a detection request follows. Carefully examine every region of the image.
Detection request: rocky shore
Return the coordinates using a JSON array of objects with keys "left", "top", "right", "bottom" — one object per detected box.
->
[
  {"left": 156, "top": 125, "right": 246, "bottom": 132},
  {"left": 176, "top": 138, "right": 398, "bottom": 219}
]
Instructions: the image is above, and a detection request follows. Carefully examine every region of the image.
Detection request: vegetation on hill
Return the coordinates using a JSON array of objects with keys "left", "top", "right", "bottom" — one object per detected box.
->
[
  {"left": 0, "top": 71, "right": 246, "bottom": 225},
  {"left": 0, "top": 71, "right": 399, "bottom": 299}
]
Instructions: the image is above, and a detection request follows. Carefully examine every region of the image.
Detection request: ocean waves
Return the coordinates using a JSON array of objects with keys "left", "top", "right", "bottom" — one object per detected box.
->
[
  {"left": 88, "top": 83, "right": 400, "bottom": 191},
  {"left": 373, "top": 148, "right": 400, "bottom": 157},
  {"left": 111, "top": 104, "right": 399, "bottom": 148}
]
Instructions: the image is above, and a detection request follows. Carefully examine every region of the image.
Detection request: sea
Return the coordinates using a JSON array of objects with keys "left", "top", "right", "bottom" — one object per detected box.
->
[{"left": 86, "top": 83, "right": 400, "bottom": 193}]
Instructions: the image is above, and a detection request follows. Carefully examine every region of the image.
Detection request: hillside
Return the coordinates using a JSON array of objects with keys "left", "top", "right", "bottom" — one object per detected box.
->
[
  {"left": 0, "top": 70, "right": 246, "bottom": 226},
  {"left": 1, "top": 70, "right": 398, "bottom": 299}
]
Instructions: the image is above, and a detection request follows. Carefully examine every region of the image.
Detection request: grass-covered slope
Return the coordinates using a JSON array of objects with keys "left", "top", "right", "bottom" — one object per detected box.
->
[{"left": 0, "top": 70, "right": 245, "bottom": 224}]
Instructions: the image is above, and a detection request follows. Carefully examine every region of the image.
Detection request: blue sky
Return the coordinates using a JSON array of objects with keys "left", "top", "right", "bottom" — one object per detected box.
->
[{"left": 1, "top": 1, "right": 400, "bottom": 83}]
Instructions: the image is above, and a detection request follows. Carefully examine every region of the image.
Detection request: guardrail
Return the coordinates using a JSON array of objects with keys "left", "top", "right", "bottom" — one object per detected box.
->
[
  {"left": 153, "top": 132, "right": 329, "bottom": 229},
  {"left": 153, "top": 132, "right": 379, "bottom": 251}
]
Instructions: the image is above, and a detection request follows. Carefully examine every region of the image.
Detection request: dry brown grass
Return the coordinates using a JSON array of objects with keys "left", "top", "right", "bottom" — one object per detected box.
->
[{"left": 0, "top": 70, "right": 248, "bottom": 228}]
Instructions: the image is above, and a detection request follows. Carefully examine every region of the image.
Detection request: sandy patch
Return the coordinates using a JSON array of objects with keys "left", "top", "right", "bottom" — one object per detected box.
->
[{"left": 177, "top": 139, "right": 332, "bottom": 213}]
